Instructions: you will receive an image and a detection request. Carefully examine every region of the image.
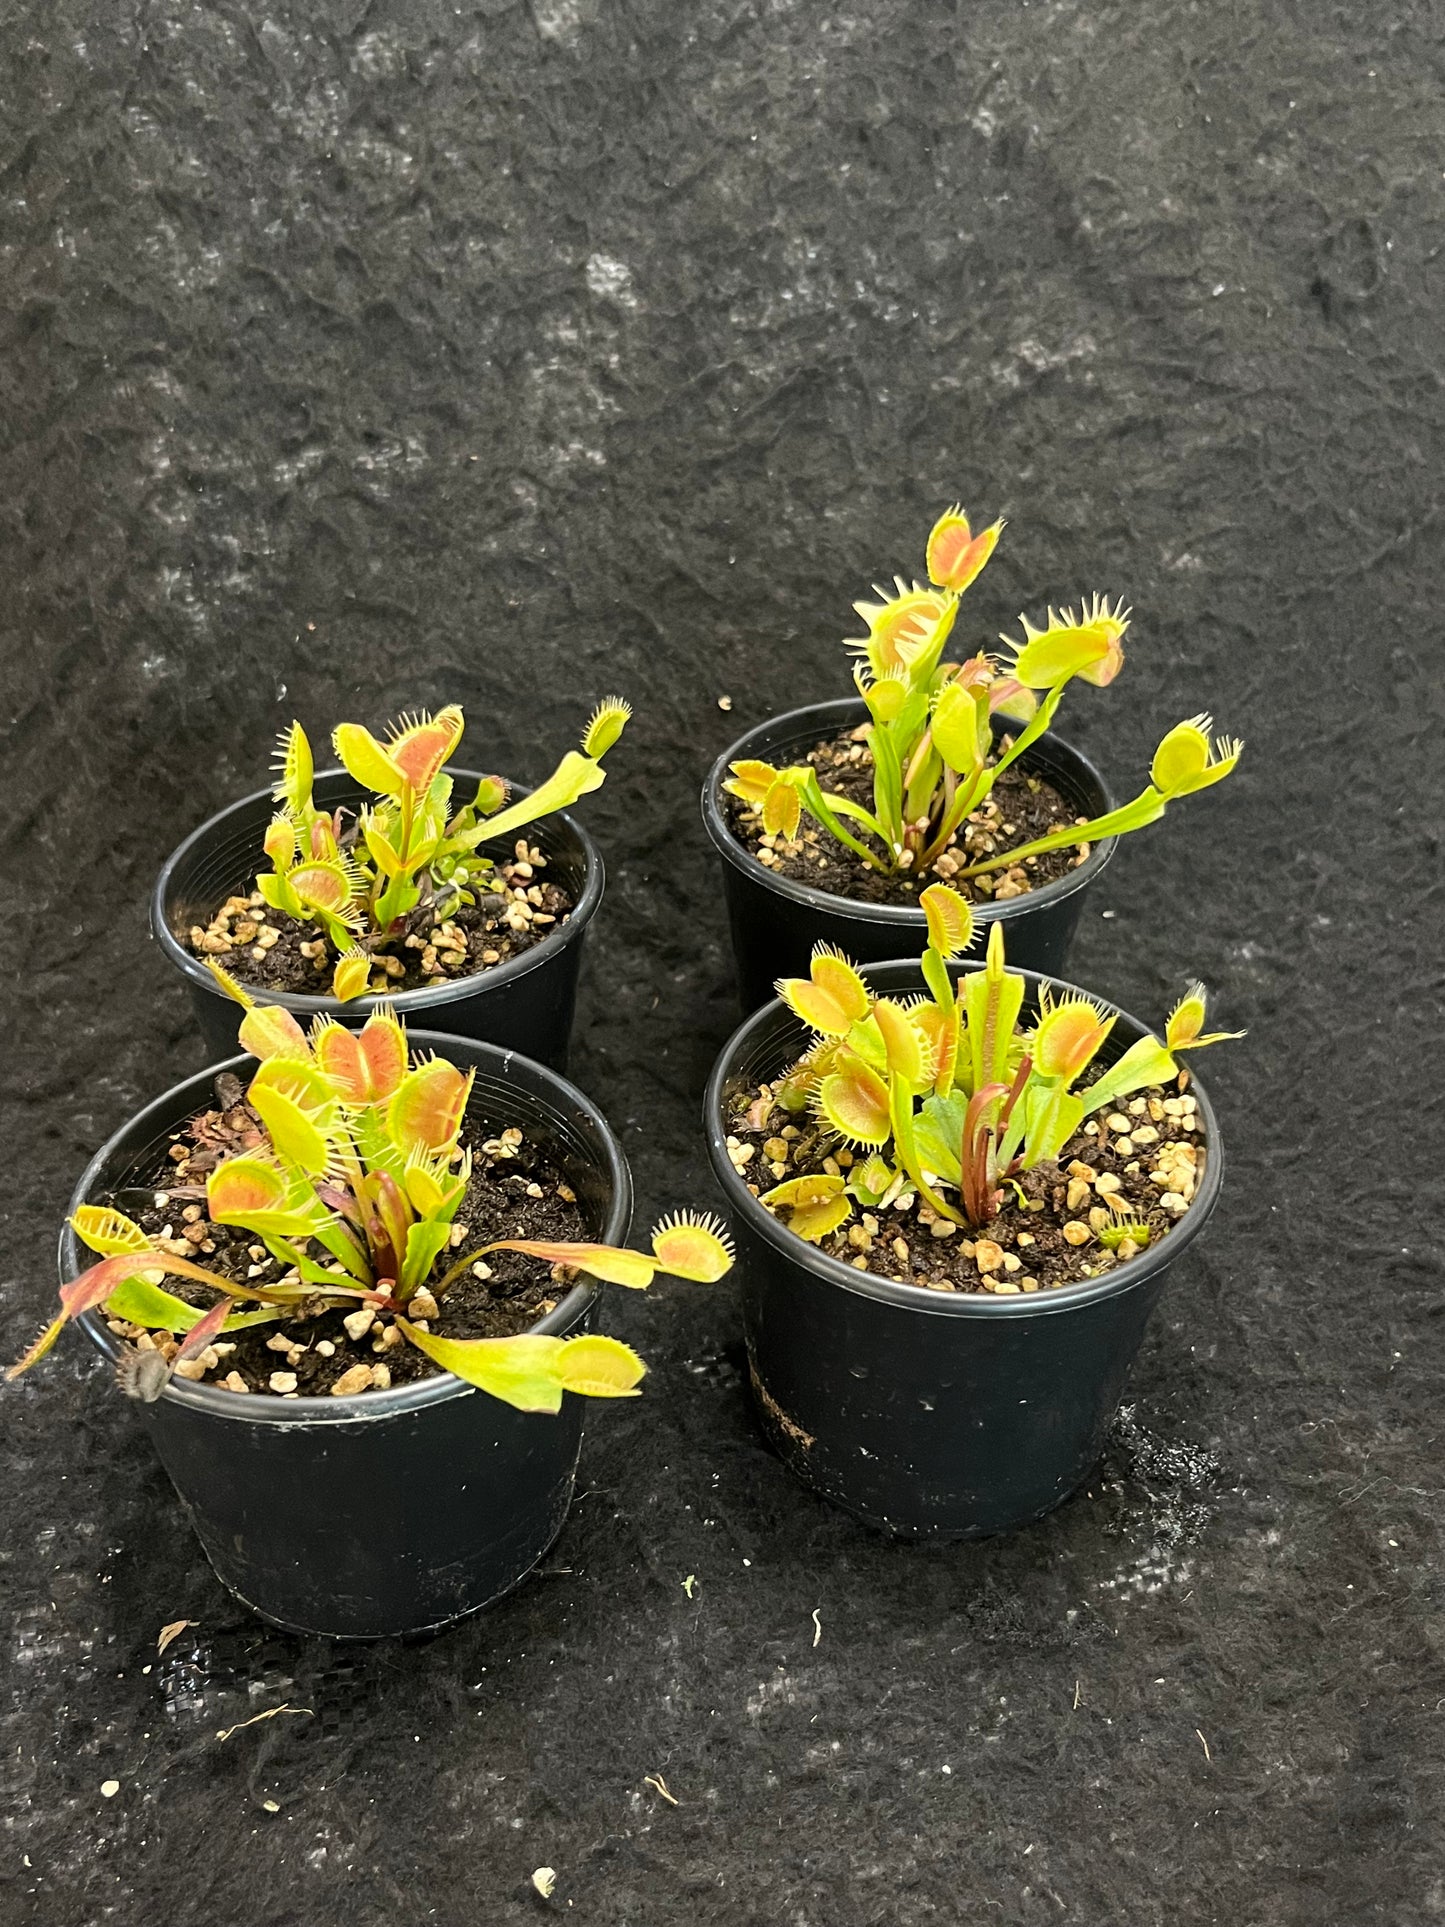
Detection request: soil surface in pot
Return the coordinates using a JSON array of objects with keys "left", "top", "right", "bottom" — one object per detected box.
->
[
  {"left": 725, "top": 725, "right": 1091, "bottom": 907},
  {"left": 724, "top": 1075, "right": 1204, "bottom": 1293},
  {"left": 184, "top": 836, "right": 575, "bottom": 996},
  {"left": 98, "top": 1084, "right": 590, "bottom": 1397}
]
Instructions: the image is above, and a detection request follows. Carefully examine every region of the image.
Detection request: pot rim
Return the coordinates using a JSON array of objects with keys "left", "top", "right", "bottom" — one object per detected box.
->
[
  {"left": 62, "top": 1029, "right": 631, "bottom": 1425},
  {"left": 151, "top": 765, "right": 605, "bottom": 1020},
  {"left": 701, "top": 697, "right": 1116, "bottom": 929},
  {"left": 704, "top": 957, "right": 1223, "bottom": 1320}
]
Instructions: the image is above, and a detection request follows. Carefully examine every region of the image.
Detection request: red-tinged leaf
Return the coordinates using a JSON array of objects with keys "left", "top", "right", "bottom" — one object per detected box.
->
[
  {"left": 1033, "top": 997, "right": 1115, "bottom": 1082},
  {"left": 960, "top": 1082, "right": 1010, "bottom": 1228},
  {"left": 388, "top": 706, "right": 465, "bottom": 792},
  {"left": 649, "top": 1213, "right": 734, "bottom": 1282},
  {"left": 358, "top": 1010, "right": 408, "bottom": 1098},
  {"left": 478, "top": 1240, "right": 657, "bottom": 1288},
  {"left": 61, "top": 1251, "right": 169, "bottom": 1319},
  {"left": 9, "top": 1251, "right": 167, "bottom": 1379},
  {"left": 289, "top": 861, "right": 354, "bottom": 915},
  {"left": 207, "top": 1157, "right": 289, "bottom": 1219},
  {"left": 388, "top": 1058, "right": 472, "bottom": 1156},
  {"left": 926, "top": 507, "right": 1003, "bottom": 593},
  {"left": 238, "top": 1003, "right": 310, "bottom": 1063},
  {"left": 372, "top": 1171, "right": 413, "bottom": 1283},
  {"left": 172, "top": 1298, "right": 232, "bottom": 1366},
  {"left": 311, "top": 1021, "right": 370, "bottom": 1100}
]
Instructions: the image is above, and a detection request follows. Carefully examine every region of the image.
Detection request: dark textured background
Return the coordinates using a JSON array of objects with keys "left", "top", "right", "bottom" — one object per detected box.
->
[{"left": 2, "top": 2, "right": 1442, "bottom": 1921}]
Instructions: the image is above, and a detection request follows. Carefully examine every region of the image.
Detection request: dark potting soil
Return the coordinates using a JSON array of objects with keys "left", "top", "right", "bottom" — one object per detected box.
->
[
  {"left": 184, "top": 837, "right": 574, "bottom": 996},
  {"left": 725, "top": 1076, "right": 1203, "bottom": 1292},
  {"left": 725, "top": 725, "right": 1090, "bottom": 907},
  {"left": 100, "top": 1090, "right": 590, "bottom": 1397}
]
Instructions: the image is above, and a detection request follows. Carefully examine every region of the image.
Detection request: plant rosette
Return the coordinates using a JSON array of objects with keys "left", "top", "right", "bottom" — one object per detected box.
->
[
  {"left": 704, "top": 696, "right": 1116, "bottom": 1007},
  {"left": 154, "top": 699, "right": 631, "bottom": 1069},
  {"left": 24, "top": 1020, "right": 731, "bottom": 1638},
  {"left": 703, "top": 890, "right": 1237, "bottom": 1538},
  {"left": 705, "top": 508, "right": 1241, "bottom": 1008}
]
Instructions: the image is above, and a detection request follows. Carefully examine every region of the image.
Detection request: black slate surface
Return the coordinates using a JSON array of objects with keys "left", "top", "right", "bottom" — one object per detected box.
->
[{"left": 2, "top": 2, "right": 1442, "bottom": 1921}]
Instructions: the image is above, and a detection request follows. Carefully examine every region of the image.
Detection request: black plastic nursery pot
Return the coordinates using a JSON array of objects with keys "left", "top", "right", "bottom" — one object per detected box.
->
[
  {"left": 61, "top": 1033, "right": 632, "bottom": 1638},
  {"left": 702, "top": 698, "right": 1117, "bottom": 1009},
  {"left": 152, "top": 767, "right": 604, "bottom": 1071},
  {"left": 704, "top": 959, "right": 1224, "bottom": 1539}
]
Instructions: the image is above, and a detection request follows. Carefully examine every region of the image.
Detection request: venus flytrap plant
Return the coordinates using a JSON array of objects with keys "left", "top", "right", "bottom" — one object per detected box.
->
[
  {"left": 762, "top": 884, "right": 1240, "bottom": 1247},
  {"left": 12, "top": 999, "right": 732, "bottom": 1415},
  {"left": 726, "top": 509, "right": 1242, "bottom": 889},
  {"left": 251, "top": 698, "right": 630, "bottom": 1000}
]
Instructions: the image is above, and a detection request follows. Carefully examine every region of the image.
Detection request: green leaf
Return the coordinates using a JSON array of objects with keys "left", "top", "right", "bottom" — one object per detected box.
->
[
  {"left": 256, "top": 871, "right": 304, "bottom": 918},
  {"left": 451, "top": 751, "right": 606, "bottom": 850},
  {"left": 104, "top": 1274, "right": 281, "bottom": 1336},
  {"left": 551, "top": 1333, "right": 647, "bottom": 1398},
  {"left": 863, "top": 676, "right": 907, "bottom": 724},
  {"left": 868, "top": 724, "right": 904, "bottom": 845},
  {"left": 401, "top": 1220, "right": 452, "bottom": 1296},
  {"left": 914, "top": 1093, "right": 966, "bottom": 1186},
  {"left": 71, "top": 1205, "right": 151, "bottom": 1257},
  {"left": 271, "top": 722, "right": 314, "bottom": 811},
  {"left": 957, "top": 784, "right": 1168, "bottom": 879},
  {"left": 397, "top": 1323, "right": 569, "bottom": 1412},
  {"left": 580, "top": 698, "right": 632, "bottom": 759},
  {"left": 932, "top": 681, "right": 988, "bottom": 776},
  {"left": 888, "top": 1074, "right": 961, "bottom": 1223},
  {"left": 333, "top": 722, "right": 408, "bottom": 799},
  {"left": 818, "top": 1059, "right": 892, "bottom": 1145},
  {"left": 795, "top": 771, "right": 889, "bottom": 869},
  {"left": 902, "top": 741, "right": 942, "bottom": 828},
  {"left": 963, "top": 940, "right": 1026, "bottom": 1093},
  {"left": 396, "top": 1324, "right": 647, "bottom": 1412},
  {"left": 1078, "top": 1035, "right": 1179, "bottom": 1115},
  {"left": 1019, "top": 1085, "right": 1084, "bottom": 1167}
]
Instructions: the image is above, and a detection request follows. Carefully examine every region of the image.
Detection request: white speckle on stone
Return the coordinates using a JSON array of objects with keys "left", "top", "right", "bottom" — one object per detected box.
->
[
  {"left": 533, "top": 0, "right": 594, "bottom": 44},
  {"left": 585, "top": 253, "right": 636, "bottom": 306}
]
